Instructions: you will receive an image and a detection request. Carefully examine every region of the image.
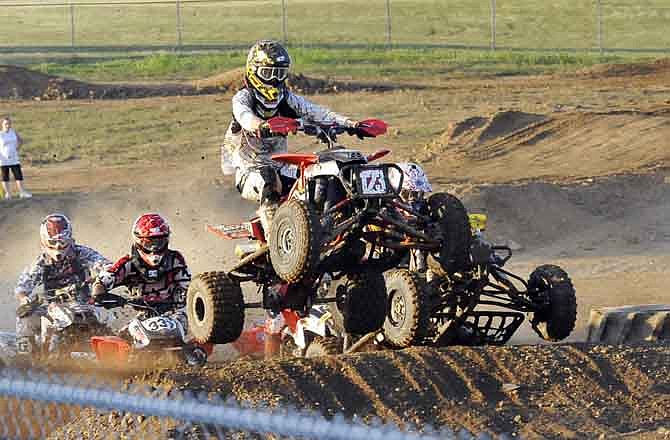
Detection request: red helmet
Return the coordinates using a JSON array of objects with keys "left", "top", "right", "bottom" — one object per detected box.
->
[
  {"left": 132, "top": 213, "right": 170, "bottom": 267},
  {"left": 40, "top": 213, "right": 74, "bottom": 262}
]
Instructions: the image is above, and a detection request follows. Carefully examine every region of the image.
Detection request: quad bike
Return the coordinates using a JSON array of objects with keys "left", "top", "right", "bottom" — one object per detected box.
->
[
  {"left": 0, "top": 283, "right": 110, "bottom": 366},
  {"left": 90, "top": 292, "right": 211, "bottom": 368},
  {"left": 381, "top": 213, "right": 578, "bottom": 348},
  {"left": 187, "top": 117, "right": 407, "bottom": 345},
  {"left": 187, "top": 117, "right": 479, "bottom": 346}
]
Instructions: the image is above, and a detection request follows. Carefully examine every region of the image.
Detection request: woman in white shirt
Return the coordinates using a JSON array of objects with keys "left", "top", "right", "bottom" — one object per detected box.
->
[{"left": 0, "top": 116, "right": 31, "bottom": 199}]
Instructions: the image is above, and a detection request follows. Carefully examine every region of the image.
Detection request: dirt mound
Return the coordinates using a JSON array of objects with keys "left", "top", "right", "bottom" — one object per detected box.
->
[
  {"left": 419, "top": 107, "right": 670, "bottom": 183},
  {"left": 195, "top": 68, "right": 400, "bottom": 95},
  {"left": 52, "top": 343, "right": 670, "bottom": 439},
  {"left": 0, "top": 65, "right": 402, "bottom": 101},
  {"left": 575, "top": 58, "right": 670, "bottom": 79}
]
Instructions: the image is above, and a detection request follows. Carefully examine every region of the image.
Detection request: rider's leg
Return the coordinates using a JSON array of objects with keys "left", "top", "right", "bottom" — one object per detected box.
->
[{"left": 236, "top": 167, "right": 282, "bottom": 237}]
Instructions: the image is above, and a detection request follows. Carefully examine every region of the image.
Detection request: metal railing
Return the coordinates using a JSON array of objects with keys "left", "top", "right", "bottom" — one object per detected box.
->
[
  {"left": 0, "top": 0, "right": 669, "bottom": 54},
  {"left": 0, "top": 368, "right": 501, "bottom": 439}
]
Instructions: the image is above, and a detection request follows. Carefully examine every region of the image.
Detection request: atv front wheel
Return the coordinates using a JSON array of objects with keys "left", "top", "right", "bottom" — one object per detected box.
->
[
  {"left": 187, "top": 272, "right": 245, "bottom": 344},
  {"left": 305, "top": 336, "right": 342, "bottom": 358},
  {"left": 383, "top": 269, "right": 432, "bottom": 348},
  {"left": 426, "top": 192, "right": 472, "bottom": 276},
  {"left": 528, "top": 265, "right": 577, "bottom": 341},
  {"left": 332, "top": 272, "right": 387, "bottom": 335},
  {"left": 268, "top": 199, "right": 321, "bottom": 283}
]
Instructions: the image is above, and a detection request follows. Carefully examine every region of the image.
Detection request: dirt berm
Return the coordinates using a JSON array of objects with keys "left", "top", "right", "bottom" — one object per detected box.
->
[{"left": 51, "top": 343, "right": 670, "bottom": 439}]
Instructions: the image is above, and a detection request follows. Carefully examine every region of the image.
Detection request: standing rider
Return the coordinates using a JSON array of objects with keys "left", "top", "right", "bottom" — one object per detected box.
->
[
  {"left": 221, "top": 39, "right": 360, "bottom": 235},
  {"left": 92, "top": 213, "right": 191, "bottom": 333},
  {"left": 14, "top": 213, "right": 110, "bottom": 362}
]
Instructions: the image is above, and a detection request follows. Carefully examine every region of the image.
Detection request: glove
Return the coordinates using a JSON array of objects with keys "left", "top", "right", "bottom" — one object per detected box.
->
[
  {"left": 91, "top": 282, "right": 107, "bottom": 298},
  {"left": 258, "top": 116, "right": 299, "bottom": 138},
  {"left": 16, "top": 297, "right": 39, "bottom": 318}
]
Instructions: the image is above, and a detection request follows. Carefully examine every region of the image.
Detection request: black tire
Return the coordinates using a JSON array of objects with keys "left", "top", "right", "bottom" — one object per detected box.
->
[
  {"left": 187, "top": 272, "right": 245, "bottom": 344},
  {"left": 305, "top": 336, "right": 342, "bottom": 358},
  {"left": 268, "top": 199, "right": 321, "bottom": 283},
  {"left": 332, "top": 272, "right": 387, "bottom": 335},
  {"left": 528, "top": 265, "right": 577, "bottom": 342},
  {"left": 426, "top": 192, "right": 472, "bottom": 276},
  {"left": 382, "top": 269, "right": 432, "bottom": 348}
]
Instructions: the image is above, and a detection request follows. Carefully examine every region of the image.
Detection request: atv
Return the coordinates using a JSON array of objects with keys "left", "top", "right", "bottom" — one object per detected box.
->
[
  {"left": 0, "top": 283, "right": 111, "bottom": 366},
  {"left": 90, "top": 293, "right": 211, "bottom": 368},
  {"left": 381, "top": 212, "right": 578, "bottom": 348},
  {"left": 187, "top": 116, "right": 474, "bottom": 346}
]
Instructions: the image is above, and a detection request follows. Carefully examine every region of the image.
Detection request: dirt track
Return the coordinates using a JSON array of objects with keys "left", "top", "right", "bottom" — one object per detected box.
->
[{"left": 2, "top": 60, "right": 670, "bottom": 438}]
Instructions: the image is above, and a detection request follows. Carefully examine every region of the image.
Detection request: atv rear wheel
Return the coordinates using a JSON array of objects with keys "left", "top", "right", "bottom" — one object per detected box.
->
[
  {"left": 305, "top": 336, "right": 342, "bottom": 358},
  {"left": 383, "top": 269, "right": 432, "bottom": 348},
  {"left": 268, "top": 199, "right": 321, "bottom": 283},
  {"left": 332, "top": 272, "right": 387, "bottom": 335},
  {"left": 187, "top": 272, "right": 245, "bottom": 344},
  {"left": 528, "top": 265, "right": 577, "bottom": 341},
  {"left": 426, "top": 192, "right": 472, "bottom": 276}
]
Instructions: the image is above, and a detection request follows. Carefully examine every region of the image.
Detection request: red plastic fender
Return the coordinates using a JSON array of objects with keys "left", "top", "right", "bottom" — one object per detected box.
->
[{"left": 90, "top": 336, "right": 131, "bottom": 363}]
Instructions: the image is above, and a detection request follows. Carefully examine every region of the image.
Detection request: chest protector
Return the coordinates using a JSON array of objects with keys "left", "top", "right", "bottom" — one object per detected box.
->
[
  {"left": 230, "top": 88, "right": 299, "bottom": 135},
  {"left": 42, "top": 256, "right": 87, "bottom": 293}
]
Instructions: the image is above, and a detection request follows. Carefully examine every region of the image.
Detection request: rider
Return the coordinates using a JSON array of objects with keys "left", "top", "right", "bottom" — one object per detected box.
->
[
  {"left": 221, "top": 39, "right": 361, "bottom": 235},
  {"left": 92, "top": 213, "right": 191, "bottom": 333},
  {"left": 14, "top": 213, "right": 110, "bottom": 362}
]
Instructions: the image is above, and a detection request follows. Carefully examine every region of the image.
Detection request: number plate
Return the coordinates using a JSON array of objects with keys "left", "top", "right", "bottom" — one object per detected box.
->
[
  {"left": 359, "top": 168, "right": 388, "bottom": 195},
  {"left": 143, "top": 316, "right": 177, "bottom": 332}
]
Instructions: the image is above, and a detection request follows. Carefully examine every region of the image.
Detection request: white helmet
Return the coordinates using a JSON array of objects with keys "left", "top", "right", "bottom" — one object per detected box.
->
[
  {"left": 397, "top": 162, "right": 432, "bottom": 193},
  {"left": 40, "top": 213, "right": 75, "bottom": 262}
]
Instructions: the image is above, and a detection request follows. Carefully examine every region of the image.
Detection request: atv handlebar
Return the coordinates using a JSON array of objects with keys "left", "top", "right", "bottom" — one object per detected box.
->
[{"left": 266, "top": 117, "right": 388, "bottom": 146}]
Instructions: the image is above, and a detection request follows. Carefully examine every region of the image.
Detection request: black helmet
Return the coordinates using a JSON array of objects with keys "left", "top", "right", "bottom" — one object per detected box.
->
[{"left": 245, "top": 40, "right": 291, "bottom": 117}]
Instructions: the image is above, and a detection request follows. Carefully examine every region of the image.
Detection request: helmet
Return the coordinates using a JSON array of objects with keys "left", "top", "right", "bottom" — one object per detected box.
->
[
  {"left": 397, "top": 163, "right": 432, "bottom": 199},
  {"left": 132, "top": 213, "right": 170, "bottom": 267},
  {"left": 40, "top": 214, "right": 74, "bottom": 262},
  {"left": 245, "top": 40, "right": 291, "bottom": 118}
]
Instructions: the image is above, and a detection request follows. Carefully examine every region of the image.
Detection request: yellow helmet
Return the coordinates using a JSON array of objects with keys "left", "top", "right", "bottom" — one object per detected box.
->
[{"left": 245, "top": 40, "right": 291, "bottom": 116}]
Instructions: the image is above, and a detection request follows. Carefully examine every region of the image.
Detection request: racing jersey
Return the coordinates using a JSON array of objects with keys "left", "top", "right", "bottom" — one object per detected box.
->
[
  {"left": 15, "top": 245, "right": 110, "bottom": 299},
  {"left": 96, "top": 249, "right": 191, "bottom": 313},
  {"left": 222, "top": 88, "right": 352, "bottom": 175}
]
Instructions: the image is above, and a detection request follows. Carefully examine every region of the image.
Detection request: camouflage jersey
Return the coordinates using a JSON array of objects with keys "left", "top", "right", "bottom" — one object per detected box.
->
[
  {"left": 96, "top": 248, "right": 191, "bottom": 315},
  {"left": 15, "top": 245, "right": 110, "bottom": 300},
  {"left": 222, "top": 88, "right": 352, "bottom": 176}
]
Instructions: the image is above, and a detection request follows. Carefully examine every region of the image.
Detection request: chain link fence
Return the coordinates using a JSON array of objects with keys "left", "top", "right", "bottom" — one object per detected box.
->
[
  {"left": 0, "top": 368, "right": 504, "bottom": 439},
  {"left": 0, "top": 0, "right": 669, "bottom": 53}
]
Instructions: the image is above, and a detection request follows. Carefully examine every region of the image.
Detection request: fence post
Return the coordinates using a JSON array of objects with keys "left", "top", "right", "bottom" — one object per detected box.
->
[
  {"left": 490, "top": 0, "right": 496, "bottom": 51},
  {"left": 281, "top": 0, "right": 288, "bottom": 44},
  {"left": 385, "top": 0, "right": 392, "bottom": 48},
  {"left": 69, "top": 2, "right": 75, "bottom": 47},
  {"left": 176, "top": 0, "right": 183, "bottom": 49},
  {"left": 596, "top": 0, "right": 603, "bottom": 54}
]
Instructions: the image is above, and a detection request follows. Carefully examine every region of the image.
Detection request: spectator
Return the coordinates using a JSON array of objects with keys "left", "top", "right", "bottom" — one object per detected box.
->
[{"left": 1, "top": 115, "right": 32, "bottom": 200}]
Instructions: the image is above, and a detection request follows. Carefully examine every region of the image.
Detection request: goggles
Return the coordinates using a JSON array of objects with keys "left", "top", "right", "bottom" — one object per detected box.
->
[
  {"left": 137, "top": 236, "right": 169, "bottom": 254},
  {"left": 45, "top": 237, "right": 73, "bottom": 250},
  {"left": 256, "top": 66, "right": 289, "bottom": 82}
]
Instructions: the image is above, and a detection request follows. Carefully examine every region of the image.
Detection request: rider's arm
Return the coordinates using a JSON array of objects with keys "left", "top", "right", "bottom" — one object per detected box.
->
[
  {"left": 14, "top": 255, "right": 45, "bottom": 303},
  {"left": 286, "top": 92, "right": 355, "bottom": 127},
  {"left": 231, "top": 90, "right": 265, "bottom": 133},
  {"left": 94, "top": 254, "right": 131, "bottom": 294},
  {"left": 76, "top": 245, "right": 112, "bottom": 276}
]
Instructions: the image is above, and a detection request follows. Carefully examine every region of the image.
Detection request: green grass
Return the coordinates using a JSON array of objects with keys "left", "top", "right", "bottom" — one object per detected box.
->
[
  {"left": 1, "top": 0, "right": 670, "bottom": 50},
  {"left": 30, "top": 48, "right": 647, "bottom": 82}
]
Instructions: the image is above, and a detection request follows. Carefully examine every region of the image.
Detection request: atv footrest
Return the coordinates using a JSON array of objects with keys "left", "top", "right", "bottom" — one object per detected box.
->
[{"left": 454, "top": 311, "right": 525, "bottom": 346}]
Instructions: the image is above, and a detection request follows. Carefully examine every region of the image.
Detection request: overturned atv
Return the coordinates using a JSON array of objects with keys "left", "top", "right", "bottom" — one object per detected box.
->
[{"left": 382, "top": 213, "right": 578, "bottom": 348}]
